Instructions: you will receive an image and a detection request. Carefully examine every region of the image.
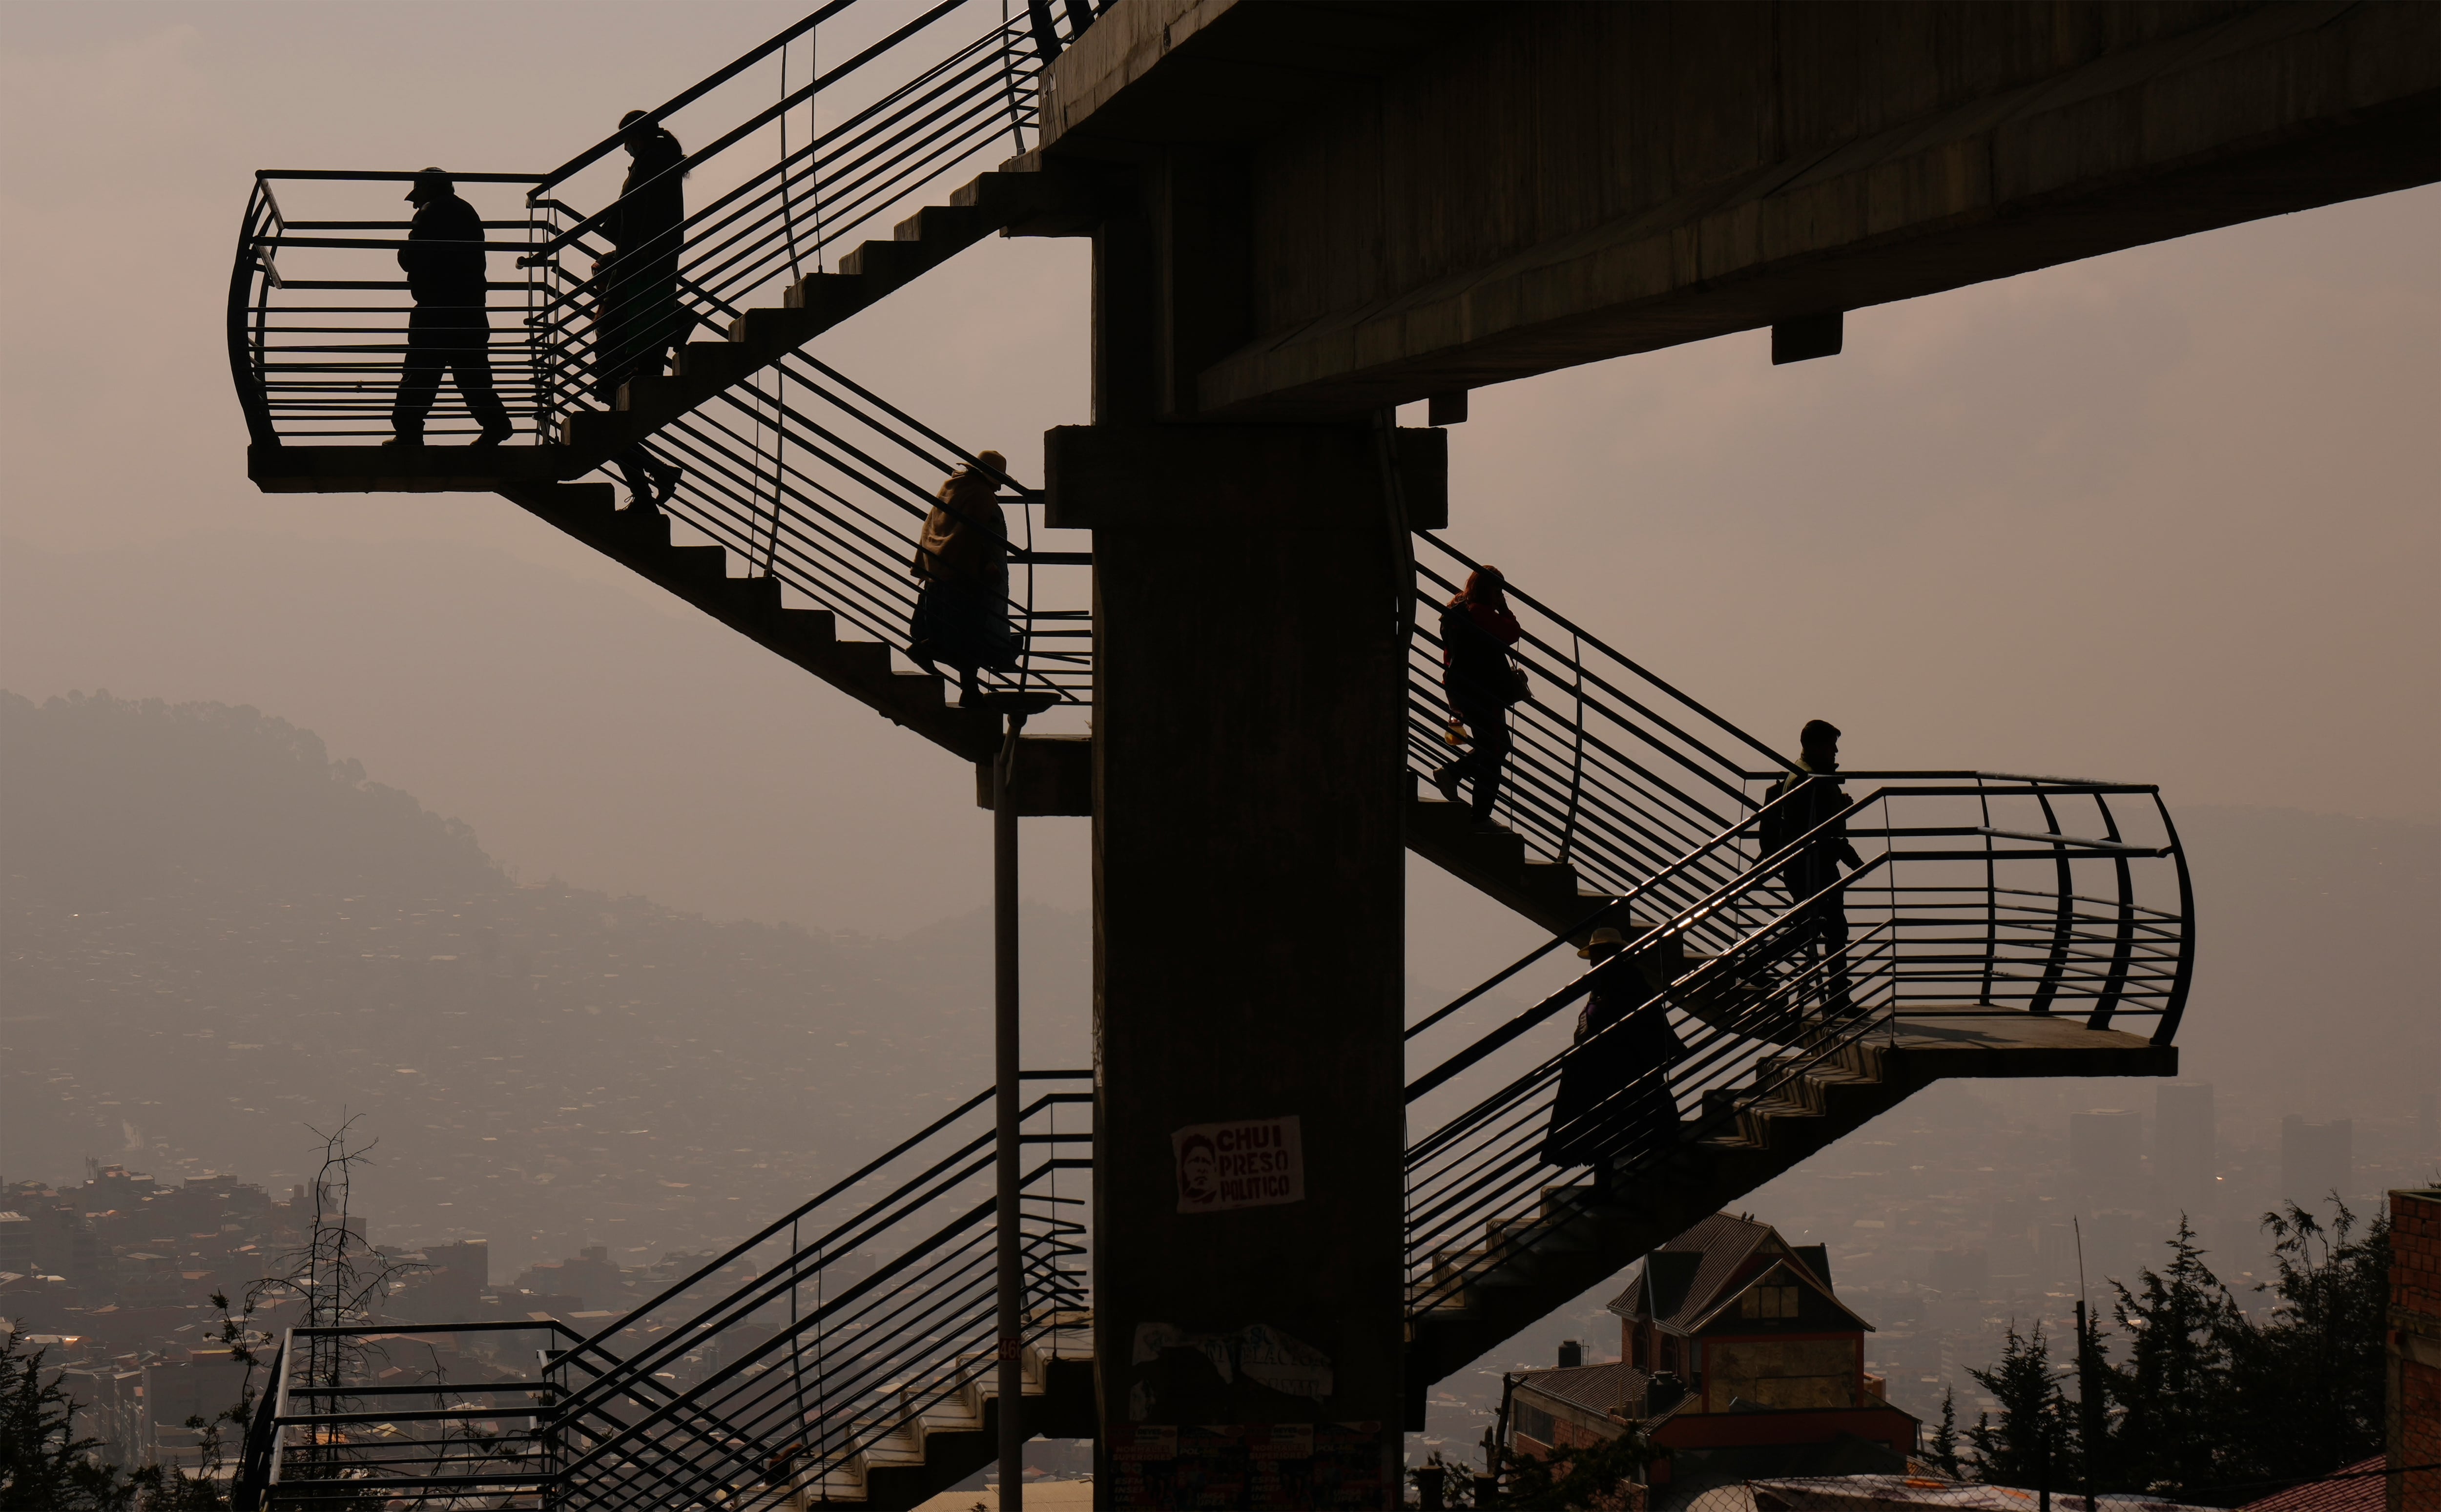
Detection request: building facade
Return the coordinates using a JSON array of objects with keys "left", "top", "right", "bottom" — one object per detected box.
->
[{"left": 1507, "top": 1213, "right": 1918, "bottom": 1482}]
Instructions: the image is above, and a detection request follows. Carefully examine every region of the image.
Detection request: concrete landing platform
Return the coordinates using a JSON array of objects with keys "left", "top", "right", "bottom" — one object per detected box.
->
[
  {"left": 248, "top": 443, "right": 580, "bottom": 494},
  {"left": 1885, "top": 1010, "right": 2176, "bottom": 1080}
]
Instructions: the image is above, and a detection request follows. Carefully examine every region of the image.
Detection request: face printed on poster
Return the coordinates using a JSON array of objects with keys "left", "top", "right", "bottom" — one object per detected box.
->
[{"left": 1173, "top": 1115, "right": 1303, "bottom": 1213}]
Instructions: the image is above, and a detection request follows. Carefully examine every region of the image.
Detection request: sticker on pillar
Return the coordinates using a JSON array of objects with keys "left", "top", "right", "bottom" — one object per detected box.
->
[{"left": 1173, "top": 1115, "right": 1303, "bottom": 1212}]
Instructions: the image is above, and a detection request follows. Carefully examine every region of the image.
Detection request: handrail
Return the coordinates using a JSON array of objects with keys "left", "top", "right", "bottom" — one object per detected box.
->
[
  {"left": 1400, "top": 765, "right": 2193, "bottom": 1321},
  {"left": 523, "top": 0, "right": 972, "bottom": 261},
  {"left": 543, "top": 1074, "right": 1091, "bottom": 1512},
  {"left": 529, "top": 0, "right": 863, "bottom": 196}
]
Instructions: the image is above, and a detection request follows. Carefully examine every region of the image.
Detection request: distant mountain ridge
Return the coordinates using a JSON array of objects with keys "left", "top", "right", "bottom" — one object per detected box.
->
[
  {"left": 0, "top": 689, "right": 1088, "bottom": 1274},
  {"left": 3, "top": 689, "right": 498, "bottom": 908}
]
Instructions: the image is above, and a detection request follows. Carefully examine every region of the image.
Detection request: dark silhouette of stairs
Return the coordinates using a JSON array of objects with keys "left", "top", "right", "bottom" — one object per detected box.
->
[
  {"left": 1406, "top": 784, "right": 1621, "bottom": 937},
  {"left": 792, "top": 1330, "right": 1094, "bottom": 1508},
  {"left": 248, "top": 169, "right": 1089, "bottom": 496},
  {"left": 564, "top": 172, "right": 1091, "bottom": 470},
  {"left": 228, "top": 14, "right": 2197, "bottom": 1495},
  {"left": 498, "top": 481, "right": 1006, "bottom": 761},
  {"left": 1400, "top": 1012, "right": 2176, "bottom": 1413}
]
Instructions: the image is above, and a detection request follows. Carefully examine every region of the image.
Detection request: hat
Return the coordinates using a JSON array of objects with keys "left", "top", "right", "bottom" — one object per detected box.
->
[
  {"left": 1577, "top": 926, "right": 1632, "bottom": 958},
  {"left": 405, "top": 167, "right": 452, "bottom": 203}
]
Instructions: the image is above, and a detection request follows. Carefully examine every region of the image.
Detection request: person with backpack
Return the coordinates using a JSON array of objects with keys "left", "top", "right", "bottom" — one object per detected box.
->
[
  {"left": 908, "top": 451, "right": 1019, "bottom": 706},
  {"left": 1758, "top": 719, "right": 1865, "bottom": 1013},
  {"left": 593, "top": 111, "right": 690, "bottom": 513},
  {"left": 1431, "top": 565, "right": 1526, "bottom": 830}
]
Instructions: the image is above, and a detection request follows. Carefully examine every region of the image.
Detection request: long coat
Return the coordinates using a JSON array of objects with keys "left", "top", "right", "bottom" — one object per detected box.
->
[
  {"left": 908, "top": 468, "right": 1018, "bottom": 674},
  {"left": 1542, "top": 968, "right": 1688, "bottom": 1172}
]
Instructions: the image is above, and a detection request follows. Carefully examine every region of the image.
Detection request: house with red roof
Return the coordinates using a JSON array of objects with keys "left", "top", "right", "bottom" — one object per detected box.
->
[{"left": 1505, "top": 1213, "right": 1919, "bottom": 1483}]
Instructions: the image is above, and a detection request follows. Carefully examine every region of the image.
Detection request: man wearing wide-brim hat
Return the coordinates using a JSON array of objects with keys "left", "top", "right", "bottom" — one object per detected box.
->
[
  {"left": 1541, "top": 922, "right": 1688, "bottom": 1189},
  {"left": 388, "top": 168, "right": 513, "bottom": 448}
]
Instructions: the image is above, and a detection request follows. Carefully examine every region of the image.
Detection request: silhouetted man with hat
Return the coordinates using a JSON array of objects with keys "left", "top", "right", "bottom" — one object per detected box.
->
[{"left": 389, "top": 168, "right": 512, "bottom": 447}]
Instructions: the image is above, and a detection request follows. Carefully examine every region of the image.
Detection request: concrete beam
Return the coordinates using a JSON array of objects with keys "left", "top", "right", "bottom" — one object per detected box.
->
[
  {"left": 1041, "top": 1, "right": 2438, "bottom": 421},
  {"left": 1043, "top": 423, "right": 1447, "bottom": 530}
]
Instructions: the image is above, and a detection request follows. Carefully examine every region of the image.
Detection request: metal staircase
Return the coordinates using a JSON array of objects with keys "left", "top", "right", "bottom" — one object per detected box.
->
[{"left": 225, "top": 5, "right": 2195, "bottom": 1505}]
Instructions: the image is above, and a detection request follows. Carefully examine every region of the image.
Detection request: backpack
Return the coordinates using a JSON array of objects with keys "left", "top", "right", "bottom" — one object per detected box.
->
[{"left": 1757, "top": 771, "right": 1801, "bottom": 861}]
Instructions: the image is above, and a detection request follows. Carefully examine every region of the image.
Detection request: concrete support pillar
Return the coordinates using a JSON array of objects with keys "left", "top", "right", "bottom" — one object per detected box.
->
[{"left": 1047, "top": 423, "right": 1443, "bottom": 1510}]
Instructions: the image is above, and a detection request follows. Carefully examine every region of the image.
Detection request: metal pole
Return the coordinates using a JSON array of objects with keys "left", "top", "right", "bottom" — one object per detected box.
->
[{"left": 994, "top": 712, "right": 1026, "bottom": 1512}]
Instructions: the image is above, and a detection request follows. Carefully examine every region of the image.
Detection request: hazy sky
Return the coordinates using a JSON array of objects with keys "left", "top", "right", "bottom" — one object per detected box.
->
[{"left": 2, "top": 2, "right": 2435, "bottom": 997}]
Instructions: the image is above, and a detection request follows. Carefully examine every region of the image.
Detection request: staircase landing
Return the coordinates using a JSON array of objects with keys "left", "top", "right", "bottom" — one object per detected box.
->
[
  {"left": 1403, "top": 1007, "right": 2172, "bottom": 1413},
  {"left": 248, "top": 442, "right": 577, "bottom": 494},
  {"left": 1884, "top": 1009, "right": 2175, "bottom": 1075}
]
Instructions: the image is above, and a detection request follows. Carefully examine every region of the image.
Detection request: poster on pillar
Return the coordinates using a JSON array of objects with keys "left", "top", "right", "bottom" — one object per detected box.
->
[
  {"left": 1173, "top": 1115, "right": 1303, "bottom": 1213},
  {"left": 1106, "top": 1421, "right": 1395, "bottom": 1510}
]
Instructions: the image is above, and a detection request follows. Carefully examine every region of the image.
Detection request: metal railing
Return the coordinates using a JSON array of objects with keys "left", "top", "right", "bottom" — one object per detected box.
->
[
  {"left": 542, "top": 1074, "right": 1087, "bottom": 1511},
  {"left": 625, "top": 336, "right": 1092, "bottom": 711},
  {"left": 1401, "top": 768, "right": 2193, "bottom": 1317},
  {"left": 236, "top": 1076, "right": 1089, "bottom": 1509},
  {"left": 226, "top": 171, "right": 557, "bottom": 448},
  {"left": 522, "top": 4, "right": 1057, "bottom": 441},
  {"left": 224, "top": 0, "right": 1088, "bottom": 450},
  {"left": 239, "top": 1318, "right": 580, "bottom": 1509},
  {"left": 1407, "top": 530, "right": 1792, "bottom": 942}
]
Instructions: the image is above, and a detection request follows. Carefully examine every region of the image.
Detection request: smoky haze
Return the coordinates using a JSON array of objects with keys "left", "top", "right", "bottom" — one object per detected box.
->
[{"left": 0, "top": 0, "right": 2435, "bottom": 1453}]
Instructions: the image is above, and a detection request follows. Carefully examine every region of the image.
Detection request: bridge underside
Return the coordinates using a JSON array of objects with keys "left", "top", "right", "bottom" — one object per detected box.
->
[{"left": 1034, "top": 0, "right": 2440, "bottom": 419}]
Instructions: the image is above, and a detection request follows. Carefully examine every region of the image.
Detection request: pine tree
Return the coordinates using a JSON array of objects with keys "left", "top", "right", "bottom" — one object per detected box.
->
[
  {"left": 1928, "top": 1387, "right": 1963, "bottom": 1477},
  {"left": 2102, "top": 1217, "right": 2241, "bottom": 1493},
  {"left": 1965, "top": 1322, "right": 2074, "bottom": 1487},
  {"left": 0, "top": 1331, "right": 138, "bottom": 1511},
  {"left": 1497, "top": 1418, "right": 1664, "bottom": 1510},
  {"left": 2073, "top": 1299, "right": 2114, "bottom": 1494},
  {"left": 2218, "top": 1199, "right": 2390, "bottom": 1483}
]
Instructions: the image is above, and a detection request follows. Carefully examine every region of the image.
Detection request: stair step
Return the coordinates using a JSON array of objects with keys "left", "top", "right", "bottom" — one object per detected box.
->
[
  {"left": 602, "top": 504, "right": 673, "bottom": 548},
  {"left": 892, "top": 202, "right": 994, "bottom": 245},
  {"left": 828, "top": 641, "right": 894, "bottom": 679},
  {"left": 677, "top": 339, "right": 753, "bottom": 386},
  {"left": 723, "top": 574, "right": 783, "bottom": 619},
  {"left": 775, "top": 272, "right": 867, "bottom": 321},
  {"left": 781, "top": 606, "right": 838, "bottom": 646},
  {"left": 839, "top": 237, "right": 923, "bottom": 283}
]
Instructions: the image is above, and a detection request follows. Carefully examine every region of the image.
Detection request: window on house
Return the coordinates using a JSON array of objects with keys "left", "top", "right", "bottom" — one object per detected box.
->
[
  {"left": 1514, "top": 1402, "right": 1556, "bottom": 1447},
  {"left": 1738, "top": 1284, "right": 1804, "bottom": 1319}
]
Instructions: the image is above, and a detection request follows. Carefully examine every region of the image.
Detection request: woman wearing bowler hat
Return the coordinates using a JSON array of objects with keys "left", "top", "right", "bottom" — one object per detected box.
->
[{"left": 1541, "top": 924, "right": 1689, "bottom": 1189}]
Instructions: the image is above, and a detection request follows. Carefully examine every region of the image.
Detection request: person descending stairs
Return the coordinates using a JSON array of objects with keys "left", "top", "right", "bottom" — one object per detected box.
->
[{"left": 1433, "top": 563, "right": 1527, "bottom": 832}]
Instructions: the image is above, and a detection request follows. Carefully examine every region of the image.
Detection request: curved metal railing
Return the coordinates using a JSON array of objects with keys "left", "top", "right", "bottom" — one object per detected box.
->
[
  {"left": 1401, "top": 768, "right": 2193, "bottom": 1318},
  {"left": 222, "top": 0, "right": 1089, "bottom": 448}
]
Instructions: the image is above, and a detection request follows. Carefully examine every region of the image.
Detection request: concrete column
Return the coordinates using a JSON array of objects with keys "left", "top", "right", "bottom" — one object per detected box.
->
[{"left": 1047, "top": 423, "right": 1443, "bottom": 1511}]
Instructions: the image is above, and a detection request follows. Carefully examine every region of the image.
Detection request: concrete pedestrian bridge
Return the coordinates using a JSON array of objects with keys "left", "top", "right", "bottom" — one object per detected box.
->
[{"left": 222, "top": 3, "right": 2432, "bottom": 1507}]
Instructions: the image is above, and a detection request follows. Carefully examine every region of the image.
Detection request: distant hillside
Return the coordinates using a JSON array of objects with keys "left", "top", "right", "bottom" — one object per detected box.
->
[
  {"left": 0, "top": 690, "right": 1085, "bottom": 1274},
  {"left": 2, "top": 689, "right": 498, "bottom": 908}
]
